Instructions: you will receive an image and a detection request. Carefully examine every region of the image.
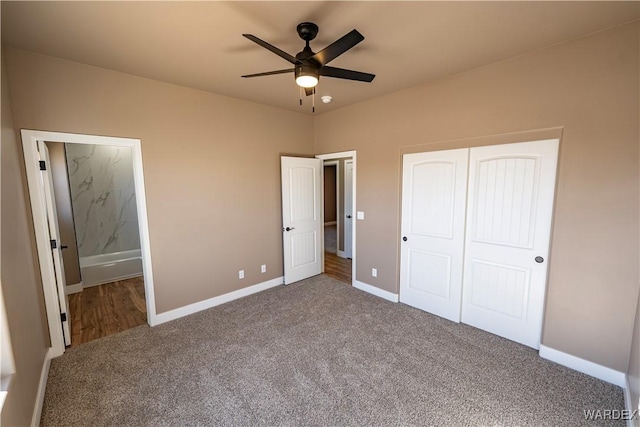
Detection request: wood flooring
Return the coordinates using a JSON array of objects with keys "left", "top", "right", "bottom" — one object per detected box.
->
[
  {"left": 324, "top": 251, "right": 352, "bottom": 284},
  {"left": 68, "top": 276, "right": 146, "bottom": 347}
]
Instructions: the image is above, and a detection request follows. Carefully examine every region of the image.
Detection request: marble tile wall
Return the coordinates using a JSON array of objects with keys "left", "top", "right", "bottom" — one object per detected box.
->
[{"left": 66, "top": 144, "right": 140, "bottom": 258}]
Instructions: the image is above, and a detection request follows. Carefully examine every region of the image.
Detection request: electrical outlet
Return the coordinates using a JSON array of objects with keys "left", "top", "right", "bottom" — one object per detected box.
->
[
  {"left": 238, "top": 270, "right": 244, "bottom": 279},
  {"left": 261, "top": 264, "right": 267, "bottom": 273},
  {"left": 372, "top": 268, "right": 377, "bottom": 277}
]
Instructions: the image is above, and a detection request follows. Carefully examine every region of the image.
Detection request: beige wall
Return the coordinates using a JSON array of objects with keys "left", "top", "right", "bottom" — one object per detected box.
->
[
  {"left": 1, "top": 50, "right": 50, "bottom": 426},
  {"left": 323, "top": 164, "right": 336, "bottom": 223},
  {"left": 5, "top": 48, "right": 314, "bottom": 314},
  {"left": 45, "top": 142, "right": 82, "bottom": 286},
  {"left": 315, "top": 22, "right": 640, "bottom": 372}
]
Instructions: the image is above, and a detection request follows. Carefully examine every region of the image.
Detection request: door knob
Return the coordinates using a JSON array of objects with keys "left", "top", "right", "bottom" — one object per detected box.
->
[
  {"left": 346, "top": 215, "right": 352, "bottom": 219},
  {"left": 284, "top": 227, "right": 295, "bottom": 232},
  {"left": 61, "top": 245, "right": 69, "bottom": 250},
  {"left": 535, "top": 256, "right": 544, "bottom": 263},
  {"left": 402, "top": 236, "right": 408, "bottom": 242}
]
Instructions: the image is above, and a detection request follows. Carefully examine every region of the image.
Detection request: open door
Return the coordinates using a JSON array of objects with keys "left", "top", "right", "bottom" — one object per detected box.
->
[
  {"left": 37, "top": 141, "right": 71, "bottom": 346},
  {"left": 281, "top": 156, "right": 322, "bottom": 285}
]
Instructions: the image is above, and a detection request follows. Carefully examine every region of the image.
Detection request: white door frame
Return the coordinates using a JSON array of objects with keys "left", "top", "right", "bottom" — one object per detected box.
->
[
  {"left": 21, "top": 130, "right": 158, "bottom": 357},
  {"left": 316, "top": 151, "right": 356, "bottom": 285}
]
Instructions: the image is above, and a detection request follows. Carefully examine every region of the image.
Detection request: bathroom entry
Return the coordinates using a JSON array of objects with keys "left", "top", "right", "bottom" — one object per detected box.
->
[
  {"left": 45, "top": 141, "right": 147, "bottom": 346},
  {"left": 23, "top": 130, "right": 156, "bottom": 356}
]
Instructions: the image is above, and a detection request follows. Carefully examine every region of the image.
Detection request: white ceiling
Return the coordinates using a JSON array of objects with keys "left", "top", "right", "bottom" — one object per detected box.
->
[{"left": 2, "top": 1, "right": 638, "bottom": 114}]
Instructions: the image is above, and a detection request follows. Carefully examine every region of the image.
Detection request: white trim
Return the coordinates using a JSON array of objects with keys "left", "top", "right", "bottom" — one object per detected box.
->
[
  {"left": 65, "top": 282, "right": 83, "bottom": 295},
  {"left": 316, "top": 151, "right": 356, "bottom": 160},
  {"left": 337, "top": 249, "right": 347, "bottom": 259},
  {"left": 623, "top": 376, "right": 634, "bottom": 427},
  {"left": 154, "top": 277, "right": 284, "bottom": 325},
  {"left": 539, "top": 345, "right": 626, "bottom": 387},
  {"left": 316, "top": 151, "right": 356, "bottom": 286},
  {"left": 21, "top": 130, "right": 158, "bottom": 351},
  {"left": 31, "top": 348, "right": 53, "bottom": 427},
  {"left": 324, "top": 221, "right": 337, "bottom": 226},
  {"left": 354, "top": 280, "right": 399, "bottom": 303}
]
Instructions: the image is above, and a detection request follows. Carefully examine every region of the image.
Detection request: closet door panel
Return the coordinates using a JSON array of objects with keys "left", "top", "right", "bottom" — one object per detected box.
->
[
  {"left": 399, "top": 149, "right": 469, "bottom": 322},
  {"left": 461, "top": 139, "right": 559, "bottom": 349}
]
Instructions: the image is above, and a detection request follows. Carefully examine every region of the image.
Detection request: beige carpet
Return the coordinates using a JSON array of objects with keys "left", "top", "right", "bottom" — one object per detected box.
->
[{"left": 41, "top": 275, "right": 625, "bottom": 426}]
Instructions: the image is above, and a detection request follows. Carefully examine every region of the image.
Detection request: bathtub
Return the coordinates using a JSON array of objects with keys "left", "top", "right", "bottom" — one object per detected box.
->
[{"left": 80, "top": 249, "right": 143, "bottom": 287}]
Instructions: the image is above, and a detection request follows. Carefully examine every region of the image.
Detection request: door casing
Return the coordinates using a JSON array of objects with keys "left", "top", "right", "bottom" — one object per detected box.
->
[
  {"left": 316, "top": 151, "right": 357, "bottom": 285},
  {"left": 22, "top": 130, "right": 157, "bottom": 357}
]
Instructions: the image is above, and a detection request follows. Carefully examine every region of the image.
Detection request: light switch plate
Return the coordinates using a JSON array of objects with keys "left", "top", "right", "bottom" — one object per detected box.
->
[{"left": 357, "top": 211, "right": 365, "bottom": 220}]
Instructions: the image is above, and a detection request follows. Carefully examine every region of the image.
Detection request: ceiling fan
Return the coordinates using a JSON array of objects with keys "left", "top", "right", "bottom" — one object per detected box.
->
[{"left": 241, "top": 22, "right": 375, "bottom": 98}]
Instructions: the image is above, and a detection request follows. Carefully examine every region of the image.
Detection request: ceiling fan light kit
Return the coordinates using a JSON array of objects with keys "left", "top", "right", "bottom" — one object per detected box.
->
[
  {"left": 295, "top": 64, "right": 319, "bottom": 88},
  {"left": 242, "top": 22, "right": 375, "bottom": 111}
]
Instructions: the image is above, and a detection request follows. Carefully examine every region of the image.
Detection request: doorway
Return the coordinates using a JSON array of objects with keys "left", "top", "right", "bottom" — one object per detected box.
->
[
  {"left": 45, "top": 141, "right": 148, "bottom": 346},
  {"left": 317, "top": 152, "right": 356, "bottom": 285},
  {"left": 22, "top": 130, "right": 157, "bottom": 357}
]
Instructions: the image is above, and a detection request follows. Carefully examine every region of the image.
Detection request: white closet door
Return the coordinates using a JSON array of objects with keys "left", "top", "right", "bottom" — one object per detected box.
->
[
  {"left": 399, "top": 149, "right": 469, "bottom": 322},
  {"left": 462, "top": 139, "right": 559, "bottom": 348}
]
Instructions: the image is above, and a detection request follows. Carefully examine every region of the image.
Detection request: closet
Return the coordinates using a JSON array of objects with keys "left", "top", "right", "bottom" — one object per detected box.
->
[{"left": 399, "top": 139, "right": 559, "bottom": 349}]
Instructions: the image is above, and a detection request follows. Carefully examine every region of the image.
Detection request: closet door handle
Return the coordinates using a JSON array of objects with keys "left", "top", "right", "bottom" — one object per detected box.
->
[
  {"left": 402, "top": 236, "right": 408, "bottom": 242},
  {"left": 535, "top": 256, "right": 544, "bottom": 263}
]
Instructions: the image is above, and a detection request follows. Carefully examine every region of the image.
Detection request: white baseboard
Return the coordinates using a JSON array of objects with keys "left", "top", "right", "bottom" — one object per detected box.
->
[
  {"left": 337, "top": 250, "right": 346, "bottom": 258},
  {"left": 539, "top": 345, "right": 626, "bottom": 388},
  {"left": 83, "top": 273, "right": 143, "bottom": 288},
  {"left": 152, "top": 276, "right": 284, "bottom": 326},
  {"left": 623, "top": 376, "right": 635, "bottom": 427},
  {"left": 65, "top": 282, "right": 83, "bottom": 295},
  {"left": 31, "top": 348, "right": 53, "bottom": 427},
  {"left": 354, "top": 280, "right": 399, "bottom": 303},
  {"left": 324, "top": 221, "right": 337, "bottom": 226}
]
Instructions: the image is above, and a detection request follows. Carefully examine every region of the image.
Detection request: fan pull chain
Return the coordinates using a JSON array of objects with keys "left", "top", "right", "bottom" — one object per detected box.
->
[
  {"left": 312, "top": 88, "right": 315, "bottom": 113},
  {"left": 299, "top": 87, "right": 302, "bottom": 106}
]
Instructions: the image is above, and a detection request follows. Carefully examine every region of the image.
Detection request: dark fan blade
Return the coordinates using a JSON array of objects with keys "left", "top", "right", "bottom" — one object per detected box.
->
[
  {"left": 243, "top": 34, "right": 298, "bottom": 64},
  {"left": 242, "top": 69, "right": 294, "bottom": 78},
  {"left": 305, "top": 87, "right": 315, "bottom": 96},
  {"left": 309, "top": 30, "right": 364, "bottom": 66},
  {"left": 320, "top": 66, "right": 375, "bottom": 82}
]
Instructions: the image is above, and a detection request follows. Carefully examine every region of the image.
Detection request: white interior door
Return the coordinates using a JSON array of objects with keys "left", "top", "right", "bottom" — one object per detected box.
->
[
  {"left": 344, "top": 161, "right": 353, "bottom": 259},
  {"left": 399, "top": 149, "right": 469, "bottom": 322},
  {"left": 37, "top": 141, "right": 71, "bottom": 346},
  {"left": 461, "top": 139, "right": 559, "bottom": 348},
  {"left": 281, "top": 156, "right": 322, "bottom": 285}
]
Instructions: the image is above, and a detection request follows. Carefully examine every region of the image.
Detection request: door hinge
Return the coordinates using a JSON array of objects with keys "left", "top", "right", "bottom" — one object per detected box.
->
[
  {"left": 50, "top": 239, "right": 57, "bottom": 249},
  {"left": 60, "top": 313, "right": 67, "bottom": 322},
  {"left": 39, "top": 160, "right": 46, "bottom": 171}
]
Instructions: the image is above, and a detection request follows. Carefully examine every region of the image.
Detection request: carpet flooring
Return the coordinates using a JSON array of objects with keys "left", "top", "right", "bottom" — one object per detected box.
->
[{"left": 41, "top": 275, "right": 625, "bottom": 426}]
